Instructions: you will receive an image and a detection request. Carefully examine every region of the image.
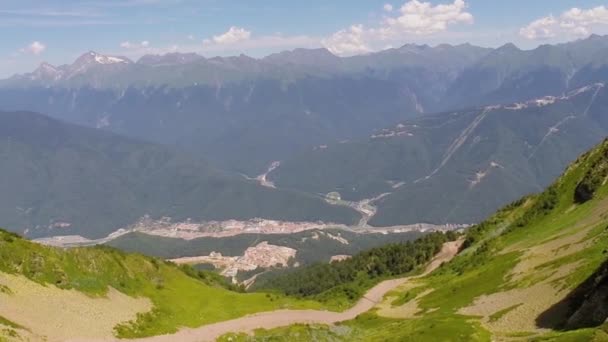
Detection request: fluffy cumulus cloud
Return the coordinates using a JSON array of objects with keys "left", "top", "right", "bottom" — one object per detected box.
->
[
  {"left": 520, "top": 5, "right": 608, "bottom": 40},
  {"left": 384, "top": 4, "right": 394, "bottom": 12},
  {"left": 519, "top": 16, "right": 558, "bottom": 40},
  {"left": 322, "top": 25, "right": 372, "bottom": 55},
  {"left": 205, "top": 26, "right": 251, "bottom": 45},
  {"left": 120, "top": 40, "right": 150, "bottom": 49},
  {"left": 22, "top": 41, "right": 46, "bottom": 55},
  {"left": 383, "top": 0, "right": 473, "bottom": 36},
  {"left": 323, "top": 0, "right": 473, "bottom": 56}
]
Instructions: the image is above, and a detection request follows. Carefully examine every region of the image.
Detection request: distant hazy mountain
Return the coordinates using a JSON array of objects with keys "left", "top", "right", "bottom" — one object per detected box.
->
[
  {"left": 2, "top": 43, "right": 491, "bottom": 89},
  {"left": 2, "top": 38, "right": 608, "bottom": 175},
  {"left": 270, "top": 83, "right": 608, "bottom": 226},
  {"left": 0, "top": 43, "right": 491, "bottom": 173},
  {"left": 0, "top": 111, "right": 359, "bottom": 239},
  {"left": 2, "top": 37, "right": 608, "bottom": 228},
  {"left": 137, "top": 52, "right": 205, "bottom": 66},
  {"left": 443, "top": 34, "right": 608, "bottom": 109}
]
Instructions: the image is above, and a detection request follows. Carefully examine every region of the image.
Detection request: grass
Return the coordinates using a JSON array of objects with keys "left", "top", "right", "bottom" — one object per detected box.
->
[
  {"left": 0, "top": 285, "right": 11, "bottom": 295},
  {"left": 418, "top": 251, "right": 521, "bottom": 314},
  {"left": 389, "top": 285, "right": 427, "bottom": 307},
  {"left": 528, "top": 328, "right": 608, "bottom": 341},
  {"left": 0, "top": 229, "right": 323, "bottom": 338},
  {"left": 0, "top": 329, "right": 20, "bottom": 342},
  {"left": 0, "top": 315, "right": 25, "bottom": 342},
  {"left": 219, "top": 313, "right": 491, "bottom": 342},
  {"left": 0, "top": 316, "right": 23, "bottom": 331},
  {"left": 217, "top": 324, "right": 351, "bottom": 342}
]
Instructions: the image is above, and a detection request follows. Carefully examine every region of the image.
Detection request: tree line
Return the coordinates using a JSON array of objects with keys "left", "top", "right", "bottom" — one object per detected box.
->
[{"left": 254, "top": 231, "right": 457, "bottom": 302}]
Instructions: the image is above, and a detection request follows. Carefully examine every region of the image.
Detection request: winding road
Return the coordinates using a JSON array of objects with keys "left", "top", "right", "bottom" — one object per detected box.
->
[{"left": 72, "top": 240, "right": 463, "bottom": 342}]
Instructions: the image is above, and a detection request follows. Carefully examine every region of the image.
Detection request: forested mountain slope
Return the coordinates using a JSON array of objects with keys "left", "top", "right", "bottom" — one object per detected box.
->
[
  {"left": 271, "top": 83, "right": 608, "bottom": 226},
  {"left": 0, "top": 111, "right": 358, "bottom": 239}
]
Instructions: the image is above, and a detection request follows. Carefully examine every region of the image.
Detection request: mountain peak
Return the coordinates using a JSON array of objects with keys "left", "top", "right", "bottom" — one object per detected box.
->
[
  {"left": 137, "top": 52, "right": 204, "bottom": 66},
  {"left": 28, "top": 62, "right": 64, "bottom": 81},
  {"left": 74, "top": 51, "right": 131, "bottom": 65},
  {"left": 264, "top": 48, "right": 339, "bottom": 66},
  {"left": 38, "top": 62, "right": 58, "bottom": 71},
  {"left": 489, "top": 43, "right": 521, "bottom": 56},
  {"left": 588, "top": 33, "right": 604, "bottom": 40},
  {"left": 496, "top": 43, "right": 519, "bottom": 51},
  {"left": 397, "top": 43, "right": 430, "bottom": 51}
]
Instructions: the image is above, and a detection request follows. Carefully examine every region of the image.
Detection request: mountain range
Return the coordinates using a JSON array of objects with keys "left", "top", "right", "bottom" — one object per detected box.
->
[
  {"left": 0, "top": 41, "right": 492, "bottom": 174},
  {"left": 2, "top": 37, "right": 608, "bottom": 176},
  {"left": 2, "top": 36, "right": 608, "bottom": 233}
]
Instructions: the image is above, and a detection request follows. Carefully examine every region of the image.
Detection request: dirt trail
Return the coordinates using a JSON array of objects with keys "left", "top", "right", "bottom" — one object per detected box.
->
[{"left": 71, "top": 239, "right": 462, "bottom": 342}]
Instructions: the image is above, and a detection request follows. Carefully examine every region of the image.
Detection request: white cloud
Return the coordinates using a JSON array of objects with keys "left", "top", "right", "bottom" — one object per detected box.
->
[
  {"left": 519, "top": 16, "right": 557, "bottom": 40},
  {"left": 384, "top": 4, "right": 394, "bottom": 12},
  {"left": 322, "top": 25, "right": 372, "bottom": 56},
  {"left": 206, "top": 26, "right": 251, "bottom": 45},
  {"left": 323, "top": 0, "right": 473, "bottom": 56},
  {"left": 383, "top": 0, "right": 473, "bottom": 36},
  {"left": 520, "top": 5, "right": 608, "bottom": 40},
  {"left": 21, "top": 41, "right": 46, "bottom": 55},
  {"left": 120, "top": 40, "right": 151, "bottom": 49}
]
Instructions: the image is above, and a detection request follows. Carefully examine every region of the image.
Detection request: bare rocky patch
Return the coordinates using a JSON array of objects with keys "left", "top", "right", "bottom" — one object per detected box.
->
[{"left": 0, "top": 273, "right": 152, "bottom": 342}]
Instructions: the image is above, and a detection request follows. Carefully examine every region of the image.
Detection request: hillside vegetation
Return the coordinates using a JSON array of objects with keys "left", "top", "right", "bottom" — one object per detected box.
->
[
  {"left": 0, "top": 229, "right": 323, "bottom": 340},
  {"left": 222, "top": 139, "right": 608, "bottom": 341},
  {"left": 253, "top": 231, "right": 457, "bottom": 309}
]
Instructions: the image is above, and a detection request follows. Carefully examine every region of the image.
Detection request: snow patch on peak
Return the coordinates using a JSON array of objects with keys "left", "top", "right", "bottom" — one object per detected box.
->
[
  {"left": 39, "top": 62, "right": 57, "bottom": 71},
  {"left": 94, "top": 54, "right": 129, "bottom": 65}
]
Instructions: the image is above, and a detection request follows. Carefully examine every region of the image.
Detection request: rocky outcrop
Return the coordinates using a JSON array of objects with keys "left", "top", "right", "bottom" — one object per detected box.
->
[
  {"left": 537, "top": 256, "right": 608, "bottom": 330},
  {"left": 564, "top": 259, "right": 608, "bottom": 329}
]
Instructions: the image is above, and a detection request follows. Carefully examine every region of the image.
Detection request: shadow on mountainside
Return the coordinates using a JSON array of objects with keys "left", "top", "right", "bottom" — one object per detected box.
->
[{"left": 536, "top": 254, "right": 608, "bottom": 330}]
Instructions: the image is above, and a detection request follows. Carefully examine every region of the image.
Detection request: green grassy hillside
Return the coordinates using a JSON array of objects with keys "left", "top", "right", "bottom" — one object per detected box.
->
[
  {"left": 0, "top": 229, "right": 322, "bottom": 340},
  {"left": 221, "top": 139, "right": 608, "bottom": 341}
]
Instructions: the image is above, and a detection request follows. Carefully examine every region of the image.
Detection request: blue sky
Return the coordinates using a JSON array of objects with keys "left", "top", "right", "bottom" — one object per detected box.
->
[{"left": 2, "top": 0, "right": 608, "bottom": 77}]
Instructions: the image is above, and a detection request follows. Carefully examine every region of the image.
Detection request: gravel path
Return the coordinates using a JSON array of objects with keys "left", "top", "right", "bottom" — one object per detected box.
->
[{"left": 71, "top": 239, "right": 462, "bottom": 342}]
